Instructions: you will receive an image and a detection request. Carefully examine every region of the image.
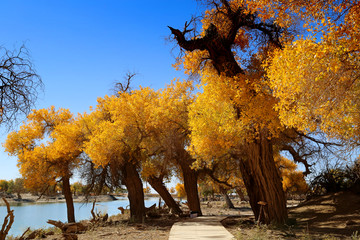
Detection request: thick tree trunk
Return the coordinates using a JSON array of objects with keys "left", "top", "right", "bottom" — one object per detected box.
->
[
  {"left": 121, "top": 163, "right": 145, "bottom": 223},
  {"left": 239, "top": 134, "right": 287, "bottom": 224},
  {"left": 180, "top": 162, "right": 202, "bottom": 215},
  {"left": 220, "top": 187, "right": 235, "bottom": 209},
  {"left": 147, "top": 176, "right": 183, "bottom": 215},
  {"left": 62, "top": 176, "right": 75, "bottom": 223}
]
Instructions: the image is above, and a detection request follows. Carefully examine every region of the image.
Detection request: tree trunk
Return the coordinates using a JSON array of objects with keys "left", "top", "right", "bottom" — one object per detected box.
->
[
  {"left": 235, "top": 187, "right": 246, "bottom": 201},
  {"left": 148, "top": 176, "right": 183, "bottom": 215},
  {"left": 220, "top": 187, "right": 234, "bottom": 209},
  {"left": 238, "top": 134, "right": 287, "bottom": 224},
  {"left": 180, "top": 162, "right": 202, "bottom": 215},
  {"left": 62, "top": 176, "right": 75, "bottom": 223},
  {"left": 121, "top": 163, "right": 145, "bottom": 223}
]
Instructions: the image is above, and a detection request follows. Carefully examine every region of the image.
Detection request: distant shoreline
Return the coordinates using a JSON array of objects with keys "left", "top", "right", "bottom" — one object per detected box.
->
[
  {"left": 0, "top": 193, "right": 118, "bottom": 205},
  {"left": 0, "top": 193, "right": 162, "bottom": 206}
]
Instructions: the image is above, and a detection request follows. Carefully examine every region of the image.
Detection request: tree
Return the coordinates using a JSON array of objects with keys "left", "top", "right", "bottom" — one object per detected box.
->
[
  {"left": 170, "top": 0, "right": 348, "bottom": 223},
  {"left": 170, "top": 0, "right": 293, "bottom": 223},
  {"left": 83, "top": 92, "right": 150, "bottom": 222},
  {"left": 84, "top": 81, "right": 194, "bottom": 219},
  {"left": 71, "top": 182, "right": 86, "bottom": 196},
  {"left": 4, "top": 107, "right": 84, "bottom": 223},
  {"left": 0, "top": 45, "right": 42, "bottom": 127},
  {"left": 141, "top": 80, "right": 200, "bottom": 215},
  {"left": 4, "top": 178, "right": 26, "bottom": 199},
  {"left": 0, "top": 180, "right": 9, "bottom": 194}
]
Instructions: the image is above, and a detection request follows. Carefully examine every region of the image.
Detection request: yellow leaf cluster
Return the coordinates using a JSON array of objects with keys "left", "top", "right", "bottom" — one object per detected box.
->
[
  {"left": 267, "top": 35, "right": 360, "bottom": 140},
  {"left": 275, "top": 155, "right": 308, "bottom": 194},
  {"left": 175, "top": 183, "right": 187, "bottom": 198}
]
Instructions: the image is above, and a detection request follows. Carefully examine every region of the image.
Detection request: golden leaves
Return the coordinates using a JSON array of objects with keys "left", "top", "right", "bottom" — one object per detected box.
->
[
  {"left": 4, "top": 107, "right": 83, "bottom": 191},
  {"left": 275, "top": 155, "right": 308, "bottom": 193},
  {"left": 267, "top": 33, "right": 360, "bottom": 140},
  {"left": 82, "top": 79, "right": 195, "bottom": 182}
]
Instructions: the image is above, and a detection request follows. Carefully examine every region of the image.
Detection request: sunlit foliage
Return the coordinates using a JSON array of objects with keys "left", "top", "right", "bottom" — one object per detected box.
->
[
  {"left": 175, "top": 183, "right": 186, "bottom": 198},
  {"left": 4, "top": 106, "right": 83, "bottom": 192},
  {"left": 267, "top": 0, "right": 360, "bottom": 142},
  {"left": 275, "top": 155, "right": 308, "bottom": 194}
]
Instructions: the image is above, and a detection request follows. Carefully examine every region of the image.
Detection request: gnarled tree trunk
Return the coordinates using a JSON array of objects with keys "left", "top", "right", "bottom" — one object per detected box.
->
[
  {"left": 147, "top": 176, "right": 182, "bottom": 215},
  {"left": 62, "top": 176, "right": 75, "bottom": 223},
  {"left": 121, "top": 163, "right": 145, "bottom": 222},
  {"left": 239, "top": 133, "right": 287, "bottom": 224}
]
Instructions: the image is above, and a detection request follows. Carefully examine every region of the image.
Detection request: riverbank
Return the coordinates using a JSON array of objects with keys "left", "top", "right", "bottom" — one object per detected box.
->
[
  {"left": 0, "top": 193, "right": 121, "bottom": 205},
  {"left": 5, "top": 192, "right": 360, "bottom": 239}
]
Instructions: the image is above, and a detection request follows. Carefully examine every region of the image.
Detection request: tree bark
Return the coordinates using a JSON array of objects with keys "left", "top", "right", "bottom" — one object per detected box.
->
[
  {"left": 62, "top": 176, "right": 75, "bottom": 223},
  {"left": 147, "top": 176, "right": 183, "bottom": 215},
  {"left": 238, "top": 133, "right": 287, "bottom": 224},
  {"left": 220, "top": 187, "right": 235, "bottom": 209},
  {"left": 235, "top": 187, "right": 246, "bottom": 201},
  {"left": 180, "top": 161, "right": 202, "bottom": 215},
  {"left": 121, "top": 163, "right": 145, "bottom": 222}
]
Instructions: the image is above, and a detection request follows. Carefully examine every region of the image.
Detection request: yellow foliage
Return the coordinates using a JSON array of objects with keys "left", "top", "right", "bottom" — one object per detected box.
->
[
  {"left": 3, "top": 107, "right": 83, "bottom": 191},
  {"left": 143, "top": 186, "right": 151, "bottom": 194},
  {"left": 275, "top": 155, "right": 308, "bottom": 194},
  {"left": 175, "top": 183, "right": 186, "bottom": 198},
  {"left": 83, "top": 79, "right": 195, "bottom": 184},
  {"left": 267, "top": 36, "right": 360, "bottom": 140},
  {"left": 264, "top": 0, "right": 360, "bottom": 142}
]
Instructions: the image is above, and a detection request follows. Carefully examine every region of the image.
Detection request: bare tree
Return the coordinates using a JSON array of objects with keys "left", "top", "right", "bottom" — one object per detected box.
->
[
  {"left": 0, "top": 45, "right": 42, "bottom": 127},
  {"left": 112, "top": 72, "right": 136, "bottom": 96}
]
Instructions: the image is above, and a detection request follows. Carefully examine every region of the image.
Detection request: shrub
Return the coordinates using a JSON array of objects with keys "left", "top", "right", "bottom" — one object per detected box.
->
[{"left": 309, "top": 160, "right": 360, "bottom": 195}]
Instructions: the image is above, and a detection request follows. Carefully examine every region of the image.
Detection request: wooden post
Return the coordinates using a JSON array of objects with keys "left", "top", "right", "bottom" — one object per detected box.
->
[{"left": 257, "top": 201, "right": 267, "bottom": 225}]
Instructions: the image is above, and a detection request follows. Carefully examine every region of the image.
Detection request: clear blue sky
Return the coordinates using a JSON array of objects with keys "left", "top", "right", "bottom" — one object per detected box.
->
[{"left": 0, "top": 0, "right": 203, "bottom": 180}]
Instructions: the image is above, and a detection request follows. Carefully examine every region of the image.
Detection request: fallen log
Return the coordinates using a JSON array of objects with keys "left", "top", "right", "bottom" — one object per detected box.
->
[{"left": 47, "top": 220, "right": 87, "bottom": 233}]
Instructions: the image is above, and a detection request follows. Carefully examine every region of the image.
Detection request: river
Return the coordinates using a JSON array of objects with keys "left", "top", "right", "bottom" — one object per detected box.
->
[{"left": 0, "top": 196, "right": 160, "bottom": 237}]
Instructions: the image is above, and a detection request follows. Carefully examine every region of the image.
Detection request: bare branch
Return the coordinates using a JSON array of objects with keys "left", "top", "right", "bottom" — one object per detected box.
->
[
  {"left": 0, "top": 198, "right": 14, "bottom": 240},
  {"left": 281, "top": 144, "right": 313, "bottom": 176},
  {"left": 113, "top": 72, "right": 136, "bottom": 96},
  {"left": 0, "top": 45, "right": 43, "bottom": 129}
]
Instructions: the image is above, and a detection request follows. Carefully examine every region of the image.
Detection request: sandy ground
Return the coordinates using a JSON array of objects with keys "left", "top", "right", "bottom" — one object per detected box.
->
[{"left": 223, "top": 192, "right": 360, "bottom": 239}]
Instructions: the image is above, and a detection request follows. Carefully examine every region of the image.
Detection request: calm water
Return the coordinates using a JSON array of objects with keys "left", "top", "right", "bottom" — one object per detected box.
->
[{"left": 0, "top": 197, "right": 160, "bottom": 237}]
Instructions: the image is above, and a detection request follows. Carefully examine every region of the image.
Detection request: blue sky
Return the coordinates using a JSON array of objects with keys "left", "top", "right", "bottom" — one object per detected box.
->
[{"left": 0, "top": 0, "right": 203, "bottom": 180}]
